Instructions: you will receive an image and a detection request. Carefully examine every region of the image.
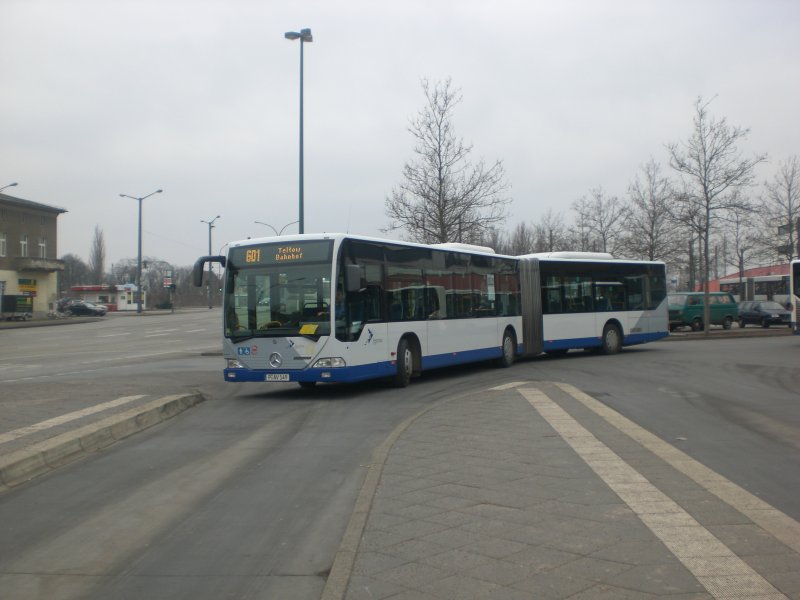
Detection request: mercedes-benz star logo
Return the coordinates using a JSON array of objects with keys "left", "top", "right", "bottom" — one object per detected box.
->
[{"left": 269, "top": 352, "right": 283, "bottom": 368}]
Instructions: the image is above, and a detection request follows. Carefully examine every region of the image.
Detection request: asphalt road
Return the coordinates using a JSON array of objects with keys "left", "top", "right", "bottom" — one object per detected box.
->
[
  {"left": 528, "top": 335, "right": 800, "bottom": 522},
  {"left": 0, "top": 313, "right": 798, "bottom": 599}
]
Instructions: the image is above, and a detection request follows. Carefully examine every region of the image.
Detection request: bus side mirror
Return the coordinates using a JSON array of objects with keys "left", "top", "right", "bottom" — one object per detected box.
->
[
  {"left": 192, "top": 256, "right": 227, "bottom": 287},
  {"left": 345, "top": 264, "right": 361, "bottom": 293}
]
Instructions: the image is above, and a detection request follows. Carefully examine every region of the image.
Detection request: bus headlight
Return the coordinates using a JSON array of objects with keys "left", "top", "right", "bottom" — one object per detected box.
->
[
  {"left": 312, "top": 357, "right": 346, "bottom": 368},
  {"left": 227, "top": 359, "right": 245, "bottom": 369}
]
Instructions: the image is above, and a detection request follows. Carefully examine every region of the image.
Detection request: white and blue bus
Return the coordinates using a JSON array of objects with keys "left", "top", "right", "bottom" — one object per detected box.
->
[
  {"left": 194, "top": 234, "right": 668, "bottom": 387},
  {"left": 791, "top": 260, "right": 800, "bottom": 334}
]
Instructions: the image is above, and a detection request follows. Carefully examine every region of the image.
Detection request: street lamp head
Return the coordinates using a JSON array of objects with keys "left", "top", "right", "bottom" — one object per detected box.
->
[
  {"left": 121, "top": 189, "right": 162, "bottom": 201},
  {"left": 285, "top": 28, "right": 312, "bottom": 42}
]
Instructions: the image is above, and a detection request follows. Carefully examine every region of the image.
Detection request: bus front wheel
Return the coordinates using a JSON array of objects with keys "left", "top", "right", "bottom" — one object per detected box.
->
[
  {"left": 600, "top": 323, "right": 622, "bottom": 355},
  {"left": 394, "top": 339, "right": 414, "bottom": 387},
  {"left": 497, "top": 329, "right": 516, "bottom": 368}
]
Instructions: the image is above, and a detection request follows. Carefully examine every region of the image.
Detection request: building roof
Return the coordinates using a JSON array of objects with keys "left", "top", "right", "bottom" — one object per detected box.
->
[{"left": 0, "top": 193, "right": 67, "bottom": 214}]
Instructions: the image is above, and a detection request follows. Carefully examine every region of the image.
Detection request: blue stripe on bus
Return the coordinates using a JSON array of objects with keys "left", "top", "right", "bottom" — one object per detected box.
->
[
  {"left": 543, "top": 330, "right": 668, "bottom": 352},
  {"left": 626, "top": 331, "right": 669, "bottom": 344},
  {"left": 224, "top": 362, "right": 396, "bottom": 383},
  {"left": 223, "top": 343, "right": 526, "bottom": 384},
  {"left": 421, "top": 347, "right": 502, "bottom": 370}
]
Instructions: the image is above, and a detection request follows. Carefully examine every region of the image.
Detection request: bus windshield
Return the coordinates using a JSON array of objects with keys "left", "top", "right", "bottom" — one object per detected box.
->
[{"left": 224, "top": 240, "right": 333, "bottom": 340}]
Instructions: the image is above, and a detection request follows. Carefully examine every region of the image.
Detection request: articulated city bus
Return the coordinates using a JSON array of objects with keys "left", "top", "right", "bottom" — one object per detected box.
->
[
  {"left": 194, "top": 234, "right": 668, "bottom": 387},
  {"left": 791, "top": 260, "right": 800, "bottom": 334}
]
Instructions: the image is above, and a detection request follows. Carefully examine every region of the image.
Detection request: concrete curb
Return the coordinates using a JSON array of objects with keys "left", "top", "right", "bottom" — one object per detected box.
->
[
  {"left": 0, "top": 307, "right": 218, "bottom": 330},
  {"left": 0, "top": 316, "right": 105, "bottom": 329},
  {"left": 665, "top": 327, "right": 793, "bottom": 340},
  {"left": 0, "top": 392, "right": 205, "bottom": 492},
  {"left": 321, "top": 392, "right": 458, "bottom": 600}
]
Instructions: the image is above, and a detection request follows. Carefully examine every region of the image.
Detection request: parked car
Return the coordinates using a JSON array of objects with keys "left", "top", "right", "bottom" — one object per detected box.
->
[
  {"left": 65, "top": 300, "right": 107, "bottom": 317},
  {"left": 56, "top": 297, "right": 75, "bottom": 313},
  {"left": 668, "top": 291, "right": 738, "bottom": 331},
  {"left": 737, "top": 300, "right": 792, "bottom": 328}
]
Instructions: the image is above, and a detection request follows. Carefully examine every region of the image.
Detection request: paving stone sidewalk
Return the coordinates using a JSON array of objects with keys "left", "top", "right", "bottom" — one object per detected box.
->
[{"left": 329, "top": 382, "right": 800, "bottom": 600}]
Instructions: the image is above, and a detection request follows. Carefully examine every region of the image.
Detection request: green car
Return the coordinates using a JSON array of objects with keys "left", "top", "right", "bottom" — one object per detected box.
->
[{"left": 668, "top": 292, "right": 738, "bottom": 331}]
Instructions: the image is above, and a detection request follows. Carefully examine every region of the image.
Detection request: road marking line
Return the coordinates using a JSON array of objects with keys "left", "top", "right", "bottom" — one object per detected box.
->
[
  {"left": 96, "top": 332, "right": 132, "bottom": 338},
  {"left": 0, "top": 364, "right": 40, "bottom": 372},
  {"left": 520, "top": 386, "right": 786, "bottom": 600},
  {"left": 0, "top": 395, "right": 148, "bottom": 445},
  {"left": 488, "top": 381, "right": 529, "bottom": 390},
  {"left": 185, "top": 329, "right": 207, "bottom": 333},
  {"left": 79, "top": 350, "right": 188, "bottom": 365},
  {"left": 553, "top": 381, "right": 800, "bottom": 556},
  {"left": 2, "top": 348, "right": 218, "bottom": 382}
]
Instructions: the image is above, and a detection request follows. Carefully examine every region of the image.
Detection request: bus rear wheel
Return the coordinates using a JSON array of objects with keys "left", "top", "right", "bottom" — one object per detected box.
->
[
  {"left": 600, "top": 323, "right": 622, "bottom": 355},
  {"left": 394, "top": 338, "right": 414, "bottom": 387}
]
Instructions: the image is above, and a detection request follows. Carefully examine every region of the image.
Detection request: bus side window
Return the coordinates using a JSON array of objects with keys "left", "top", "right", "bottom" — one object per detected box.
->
[{"left": 390, "top": 303, "right": 403, "bottom": 321}]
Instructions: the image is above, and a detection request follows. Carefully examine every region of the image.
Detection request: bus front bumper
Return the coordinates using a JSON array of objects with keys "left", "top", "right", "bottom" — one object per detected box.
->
[{"left": 223, "top": 363, "right": 396, "bottom": 383}]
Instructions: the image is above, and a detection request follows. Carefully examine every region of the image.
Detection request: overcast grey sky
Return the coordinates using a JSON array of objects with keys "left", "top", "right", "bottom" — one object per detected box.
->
[{"left": 2, "top": 0, "right": 798, "bottom": 268}]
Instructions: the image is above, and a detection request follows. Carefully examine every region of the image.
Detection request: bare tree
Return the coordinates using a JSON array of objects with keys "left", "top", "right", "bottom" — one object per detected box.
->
[
  {"left": 385, "top": 78, "right": 510, "bottom": 243},
  {"left": 667, "top": 96, "right": 766, "bottom": 333},
  {"left": 720, "top": 201, "right": 763, "bottom": 298},
  {"left": 58, "top": 253, "right": 90, "bottom": 296},
  {"left": 569, "top": 196, "right": 597, "bottom": 252},
  {"left": 110, "top": 257, "right": 138, "bottom": 285},
  {"left": 88, "top": 225, "right": 106, "bottom": 283},
  {"left": 760, "top": 155, "right": 800, "bottom": 261},
  {"left": 507, "top": 222, "right": 537, "bottom": 255},
  {"left": 572, "top": 188, "right": 626, "bottom": 255},
  {"left": 533, "top": 209, "right": 569, "bottom": 253},
  {"left": 622, "top": 159, "right": 683, "bottom": 262},
  {"left": 480, "top": 227, "right": 509, "bottom": 254}
]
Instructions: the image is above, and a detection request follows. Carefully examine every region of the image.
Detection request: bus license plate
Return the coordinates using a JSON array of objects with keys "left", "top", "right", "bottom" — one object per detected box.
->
[{"left": 265, "top": 374, "right": 290, "bottom": 382}]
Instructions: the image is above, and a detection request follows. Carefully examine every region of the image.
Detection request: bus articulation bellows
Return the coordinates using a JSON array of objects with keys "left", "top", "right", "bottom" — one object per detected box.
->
[{"left": 194, "top": 233, "right": 669, "bottom": 387}]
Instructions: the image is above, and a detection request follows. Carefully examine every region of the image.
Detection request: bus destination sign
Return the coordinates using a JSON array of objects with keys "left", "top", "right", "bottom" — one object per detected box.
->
[
  {"left": 233, "top": 240, "right": 332, "bottom": 266},
  {"left": 275, "top": 246, "right": 303, "bottom": 261}
]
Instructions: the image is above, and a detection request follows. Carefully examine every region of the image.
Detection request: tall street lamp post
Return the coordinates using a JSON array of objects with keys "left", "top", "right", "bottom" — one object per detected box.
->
[
  {"left": 254, "top": 220, "right": 299, "bottom": 236},
  {"left": 201, "top": 216, "right": 220, "bottom": 309},
  {"left": 284, "top": 27, "right": 312, "bottom": 235},
  {"left": 120, "top": 189, "right": 163, "bottom": 314},
  {"left": 0, "top": 182, "right": 18, "bottom": 193}
]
